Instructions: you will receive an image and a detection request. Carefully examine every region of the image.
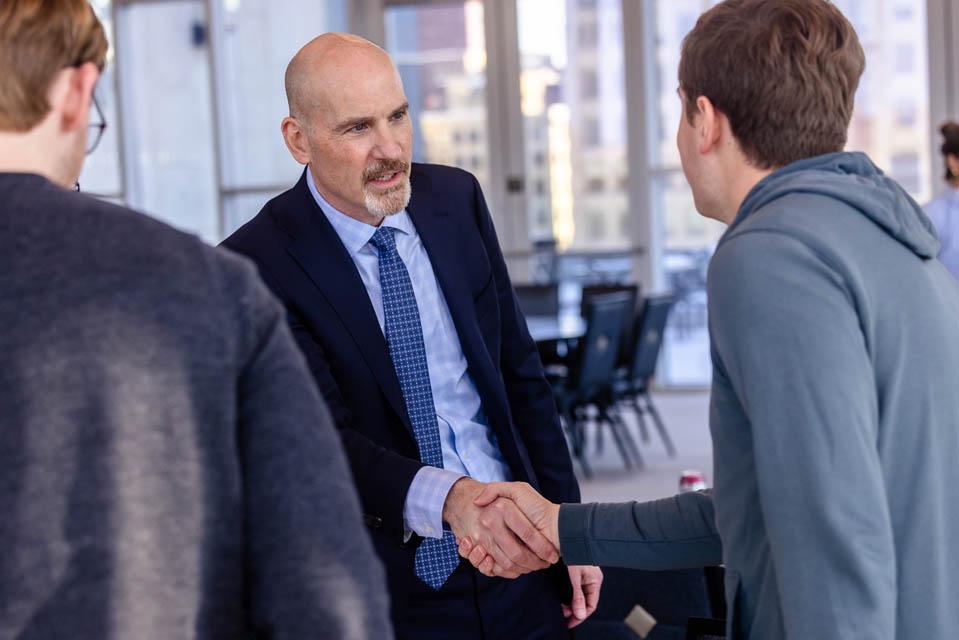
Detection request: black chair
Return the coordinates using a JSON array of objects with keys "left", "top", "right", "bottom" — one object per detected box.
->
[
  {"left": 616, "top": 294, "right": 677, "bottom": 457},
  {"left": 514, "top": 283, "right": 560, "bottom": 316},
  {"left": 515, "top": 283, "right": 566, "bottom": 366},
  {"left": 684, "top": 566, "right": 727, "bottom": 638},
  {"left": 581, "top": 283, "right": 641, "bottom": 367},
  {"left": 580, "top": 285, "right": 638, "bottom": 459},
  {"left": 550, "top": 292, "right": 639, "bottom": 477}
]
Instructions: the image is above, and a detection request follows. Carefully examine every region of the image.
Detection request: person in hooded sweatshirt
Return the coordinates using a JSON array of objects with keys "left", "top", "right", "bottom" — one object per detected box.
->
[{"left": 454, "top": 1, "right": 959, "bottom": 638}]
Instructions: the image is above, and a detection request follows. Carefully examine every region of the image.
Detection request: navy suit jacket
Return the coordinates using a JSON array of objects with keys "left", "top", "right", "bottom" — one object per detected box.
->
[{"left": 222, "top": 164, "right": 579, "bottom": 595}]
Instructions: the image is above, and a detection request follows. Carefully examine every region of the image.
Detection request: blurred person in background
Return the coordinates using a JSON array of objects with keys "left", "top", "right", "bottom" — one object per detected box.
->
[
  {"left": 459, "top": 1, "right": 959, "bottom": 638},
  {"left": 0, "top": 2, "right": 391, "bottom": 638},
  {"left": 924, "top": 121, "right": 959, "bottom": 279},
  {"left": 222, "top": 33, "right": 600, "bottom": 639}
]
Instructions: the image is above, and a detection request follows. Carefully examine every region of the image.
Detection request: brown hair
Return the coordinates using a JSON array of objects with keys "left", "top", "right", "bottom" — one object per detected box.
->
[
  {"left": 679, "top": 0, "right": 865, "bottom": 169},
  {"left": 940, "top": 121, "right": 959, "bottom": 181},
  {"left": 0, "top": 0, "right": 108, "bottom": 132}
]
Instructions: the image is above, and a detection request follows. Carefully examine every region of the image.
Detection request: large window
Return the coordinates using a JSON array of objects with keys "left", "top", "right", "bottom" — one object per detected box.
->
[
  {"left": 117, "top": 0, "right": 220, "bottom": 242},
  {"left": 74, "top": 0, "right": 949, "bottom": 389},
  {"left": 79, "top": 0, "right": 122, "bottom": 200},
  {"left": 214, "top": 0, "right": 347, "bottom": 235},
  {"left": 517, "top": 0, "right": 630, "bottom": 260},
  {"left": 836, "top": 0, "right": 933, "bottom": 202},
  {"left": 384, "top": 1, "right": 491, "bottom": 197},
  {"left": 646, "top": 0, "right": 723, "bottom": 386},
  {"left": 81, "top": 0, "right": 346, "bottom": 242}
]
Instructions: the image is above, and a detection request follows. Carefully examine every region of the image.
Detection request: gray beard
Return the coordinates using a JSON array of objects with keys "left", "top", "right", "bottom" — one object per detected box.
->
[{"left": 364, "top": 176, "right": 411, "bottom": 218}]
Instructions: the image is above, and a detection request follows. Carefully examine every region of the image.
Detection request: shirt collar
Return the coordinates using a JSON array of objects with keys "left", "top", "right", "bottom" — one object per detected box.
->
[{"left": 306, "top": 166, "right": 415, "bottom": 256}]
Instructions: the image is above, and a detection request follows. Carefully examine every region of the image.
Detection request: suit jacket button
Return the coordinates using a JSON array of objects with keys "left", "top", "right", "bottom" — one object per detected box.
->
[{"left": 363, "top": 514, "right": 383, "bottom": 529}]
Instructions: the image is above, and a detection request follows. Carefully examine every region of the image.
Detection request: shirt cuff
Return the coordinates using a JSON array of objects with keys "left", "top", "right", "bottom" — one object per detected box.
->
[{"left": 403, "top": 466, "right": 464, "bottom": 539}]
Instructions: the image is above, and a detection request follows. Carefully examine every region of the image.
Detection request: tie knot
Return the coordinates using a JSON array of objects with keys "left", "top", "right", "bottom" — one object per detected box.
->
[{"left": 369, "top": 226, "right": 397, "bottom": 255}]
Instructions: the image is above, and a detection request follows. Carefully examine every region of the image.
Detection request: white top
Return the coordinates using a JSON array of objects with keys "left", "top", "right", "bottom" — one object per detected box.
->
[{"left": 925, "top": 186, "right": 959, "bottom": 279}]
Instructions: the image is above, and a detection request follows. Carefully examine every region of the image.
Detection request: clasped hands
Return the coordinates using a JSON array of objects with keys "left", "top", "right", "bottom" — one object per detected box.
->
[{"left": 442, "top": 478, "right": 603, "bottom": 628}]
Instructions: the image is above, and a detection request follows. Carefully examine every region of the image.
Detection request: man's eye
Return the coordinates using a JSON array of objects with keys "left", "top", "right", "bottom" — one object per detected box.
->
[{"left": 350, "top": 123, "right": 368, "bottom": 133}]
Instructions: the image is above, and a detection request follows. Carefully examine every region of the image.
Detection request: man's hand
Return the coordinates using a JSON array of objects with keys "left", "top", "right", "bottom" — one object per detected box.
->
[
  {"left": 563, "top": 565, "right": 603, "bottom": 628},
  {"left": 443, "top": 477, "right": 559, "bottom": 579},
  {"left": 456, "top": 482, "right": 560, "bottom": 575},
  {"left": 476, "top": 481, "right": 560, "bottom": 547},
  {"left": 456, "top": 482, "right": 602, "bottom": 627}
]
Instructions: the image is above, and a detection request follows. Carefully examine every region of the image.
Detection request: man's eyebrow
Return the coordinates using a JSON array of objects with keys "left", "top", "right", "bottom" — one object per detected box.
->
[
  {"left": 333, "top": 115, "right": 371, "bottom": 131},
  {"left": 333, "top": 103, "right": 409, "bottom": 131}
]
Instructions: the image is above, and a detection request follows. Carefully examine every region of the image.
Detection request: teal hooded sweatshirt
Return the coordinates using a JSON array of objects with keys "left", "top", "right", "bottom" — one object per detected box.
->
[{"left": 559, "top": 152, "right": 959, "bottom": 639}]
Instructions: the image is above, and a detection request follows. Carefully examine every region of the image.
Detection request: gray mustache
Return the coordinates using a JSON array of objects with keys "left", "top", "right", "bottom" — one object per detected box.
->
[{"left": 364, "top": 161, "right": 409, "bottom": 182}]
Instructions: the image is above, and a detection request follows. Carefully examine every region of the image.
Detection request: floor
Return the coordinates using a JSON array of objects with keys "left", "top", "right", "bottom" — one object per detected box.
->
[{"left": 575, "top": 389, "right": 713, "bottom": 504}]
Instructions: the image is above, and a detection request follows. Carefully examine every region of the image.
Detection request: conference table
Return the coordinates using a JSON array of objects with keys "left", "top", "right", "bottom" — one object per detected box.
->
[{"left": 525, "top": 314, "right": 587, "bottom": 343}]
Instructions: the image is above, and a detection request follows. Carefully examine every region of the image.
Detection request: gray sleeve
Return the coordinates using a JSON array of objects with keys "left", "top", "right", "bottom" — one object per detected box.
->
[
  {"left": 558, "top": 491, "right": 722, "bottom": 570},
  {"left": 230, "top": 259, "right": 393, "bottom": 640},
  {"left": 708, "top": 232, "right": 896, "bottom": 638}
]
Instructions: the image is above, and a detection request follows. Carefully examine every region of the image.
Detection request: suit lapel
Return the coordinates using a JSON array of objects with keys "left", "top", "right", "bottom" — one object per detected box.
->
[
  {"left": 407, "top": 175, "right": 536, "bottom": 482},
  {"left": 406, "top": 176, "right": 503, "bottom": 420},
  {"left": 281, "top": 172, "right": 413, "bottom": 436}
]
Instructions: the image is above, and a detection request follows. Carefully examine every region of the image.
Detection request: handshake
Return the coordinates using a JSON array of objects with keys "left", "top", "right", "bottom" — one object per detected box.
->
[
  {"left": 443, "top": 478, "right": 561, "bottom": 578},
  {"left": 441, "top": 478, "right": 603, "bottom": 628}
]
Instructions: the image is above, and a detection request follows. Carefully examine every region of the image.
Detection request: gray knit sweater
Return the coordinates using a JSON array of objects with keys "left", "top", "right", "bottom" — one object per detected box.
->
[{"left": 0, "top": 173, "right": 393, "bottom": 639}]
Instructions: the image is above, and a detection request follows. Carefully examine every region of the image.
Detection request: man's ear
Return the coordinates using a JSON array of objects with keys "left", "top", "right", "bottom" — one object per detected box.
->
[
  {"left": 695, "top": 95, "right": 723, "bottom": 156},
  {"left": 281, "top": 116, "right": 311, "bottom": 165},
  {"left": 56, "top": 63, "right": 100, "bottom": 134}
]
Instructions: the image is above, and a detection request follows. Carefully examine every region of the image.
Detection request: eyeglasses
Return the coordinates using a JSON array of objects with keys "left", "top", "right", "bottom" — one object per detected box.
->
[
  {"left": 87, "top": 92, "right": 106, "bottom": 155},
  {"left": 75, "top": 92, "right": 107, "bottom": 192}
]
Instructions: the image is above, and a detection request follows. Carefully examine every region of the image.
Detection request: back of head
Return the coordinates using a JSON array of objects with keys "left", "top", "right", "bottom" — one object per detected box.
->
[
  {"left": 679, "top": 0, "right": 864, "bottom": 170},
  {"left": 942, "top": 122, "right": 959, "bottom": 154},
  {"left": 940, "top": 121, "right": 959, "bottom": 181},
  {"left": 0, "top": 0, "right": 107, "bottom": 132}
]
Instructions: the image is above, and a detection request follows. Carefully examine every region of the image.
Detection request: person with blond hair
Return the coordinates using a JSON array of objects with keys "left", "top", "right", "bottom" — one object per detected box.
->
[{"left": 0, "top": 2, "right": 391, "bottom": 638}]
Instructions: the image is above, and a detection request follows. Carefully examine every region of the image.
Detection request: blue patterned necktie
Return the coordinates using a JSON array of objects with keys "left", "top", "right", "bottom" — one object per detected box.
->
[{"left": 369, "top": 226, "right": 461, "bottom": 590}]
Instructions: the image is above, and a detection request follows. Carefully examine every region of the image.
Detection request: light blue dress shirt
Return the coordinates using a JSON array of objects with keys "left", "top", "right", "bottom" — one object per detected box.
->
[
  {"left": 925, "top": 187, "right": 959, "bottom": 279},
  {"left": 306, "top": 169, "right": 511, "bottom": 539}
]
